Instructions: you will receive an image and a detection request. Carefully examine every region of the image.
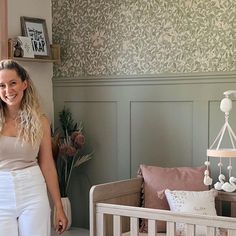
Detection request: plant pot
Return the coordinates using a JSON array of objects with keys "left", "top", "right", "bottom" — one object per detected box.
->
[{"left": 54, "top": 197, "right": 72, "bottom": 230}]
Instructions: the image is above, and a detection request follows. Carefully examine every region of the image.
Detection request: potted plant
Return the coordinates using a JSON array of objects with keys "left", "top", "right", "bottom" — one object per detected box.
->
[{"left": 51, "top": 107, "right": 93, "bottom": 229}]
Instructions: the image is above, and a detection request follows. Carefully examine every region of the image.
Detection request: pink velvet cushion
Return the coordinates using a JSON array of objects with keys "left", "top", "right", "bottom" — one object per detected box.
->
[{"left": 139, "top": 164, "right": 208, "bottom": 233}]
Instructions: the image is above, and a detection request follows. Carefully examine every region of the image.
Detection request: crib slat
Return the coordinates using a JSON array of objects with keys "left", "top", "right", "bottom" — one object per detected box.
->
[
  {"left": 167, "top": 222, "right": 175, "bottom": 236},
  {"left": 186, "top": 224, "right": 195, "bottom": 236},
  {"left": 113, "top": 215, "right": 122, "bottom": 236},
  {"left": 96, "top": 202, "right": 236, "bottom": 236},
  {"left": 228, "top": 229, "right": 236, "bottom": 236},
  {"left": 130, "top": 217, "right": 139, "bottom": 236},
  {"left": 207, "top": 226, "right": 215, "bottom": 236},
  {"left": 148, "top": 219, "right": 156, "bottom": 236},
  {"left": 96, "top": 213, "right": 105, "bottom": 236}
]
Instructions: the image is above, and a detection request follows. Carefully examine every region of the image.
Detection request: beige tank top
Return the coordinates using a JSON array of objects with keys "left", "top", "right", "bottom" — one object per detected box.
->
[{"left": 0, "top": 136, "right": 39, "bottom": 171}]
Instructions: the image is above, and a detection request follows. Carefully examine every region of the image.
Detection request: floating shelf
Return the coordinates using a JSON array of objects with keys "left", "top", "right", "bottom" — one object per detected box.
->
[{"left": 8, "top": 39, "right": 61, "bottom": 63}]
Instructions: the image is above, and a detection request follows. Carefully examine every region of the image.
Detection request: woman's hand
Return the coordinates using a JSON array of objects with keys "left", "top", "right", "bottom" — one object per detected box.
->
[
  {"left": 38, "top": 117, "right": 68, "bottom": 234},
  {"left": 54, "top": 207, "right": 68, "bottom": 234}
]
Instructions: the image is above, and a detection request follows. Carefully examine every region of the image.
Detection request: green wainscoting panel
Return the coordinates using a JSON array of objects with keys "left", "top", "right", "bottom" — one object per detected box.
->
[{"left": 53, "top": 72, "right": 236, "bottom": 228}]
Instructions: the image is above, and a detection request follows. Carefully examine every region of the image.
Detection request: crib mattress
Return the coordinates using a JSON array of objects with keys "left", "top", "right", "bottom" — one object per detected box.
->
[{"left": 122, "top": 232, "right": 166, "bottom": 236}]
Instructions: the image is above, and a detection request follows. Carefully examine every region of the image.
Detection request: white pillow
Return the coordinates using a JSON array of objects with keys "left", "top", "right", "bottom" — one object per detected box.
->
[{"left": 165, "top": 189, "right": 218, "bottom": 236}]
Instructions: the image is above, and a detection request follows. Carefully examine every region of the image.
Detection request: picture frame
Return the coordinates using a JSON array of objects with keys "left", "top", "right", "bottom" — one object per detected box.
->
[
  {"left": 14, "top": 36, "right": 35, "bottom": 58},
  {"left": 20, "top": 16, "right": 51, "bottom": 59}
]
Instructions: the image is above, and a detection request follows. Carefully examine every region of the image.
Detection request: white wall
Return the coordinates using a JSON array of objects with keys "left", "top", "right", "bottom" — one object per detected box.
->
[{"left": 8, "top": 0, "right": 54, "bottom": 121}]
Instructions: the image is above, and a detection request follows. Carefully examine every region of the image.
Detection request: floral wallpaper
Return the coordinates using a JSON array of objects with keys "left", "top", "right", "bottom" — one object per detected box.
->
[{"left": 52, "top": 0, "right": 236, "bottom": 77}]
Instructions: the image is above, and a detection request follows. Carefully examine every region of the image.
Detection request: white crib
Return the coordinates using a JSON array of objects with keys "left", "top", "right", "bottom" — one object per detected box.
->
[{"left": 90, "top": 178, "right": 236, "bottom": 236}]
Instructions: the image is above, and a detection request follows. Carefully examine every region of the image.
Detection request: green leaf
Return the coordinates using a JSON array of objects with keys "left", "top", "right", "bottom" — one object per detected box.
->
[{"left": 59, "top": 107, "right": 78, "bottom": 136}]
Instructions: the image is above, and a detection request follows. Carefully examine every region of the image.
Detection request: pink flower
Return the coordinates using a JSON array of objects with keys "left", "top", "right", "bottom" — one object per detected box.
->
[
  {"left": 59, "top": 144, "right": 76, "bottom": 157},
  {"left": 71, "top": 131, "right": 85, "bottom": 149},
  {"left": 71, "top": 131, "right": 80, "bottom": 142}
]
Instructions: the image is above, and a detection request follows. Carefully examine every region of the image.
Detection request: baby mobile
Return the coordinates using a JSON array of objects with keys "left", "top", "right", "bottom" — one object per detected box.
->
[{"left": 204, "top": 90, "right": 236, "bottom": 192}]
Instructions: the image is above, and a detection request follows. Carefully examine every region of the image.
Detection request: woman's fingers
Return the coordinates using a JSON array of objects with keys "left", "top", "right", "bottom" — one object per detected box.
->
[{"left": 55, "top": 219, "right": 68, "bottom": 234}]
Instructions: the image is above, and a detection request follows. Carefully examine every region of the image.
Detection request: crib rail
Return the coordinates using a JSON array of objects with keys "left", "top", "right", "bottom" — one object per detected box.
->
[{"left": 96, "top": 203, "right": 236, "bottom": 236}]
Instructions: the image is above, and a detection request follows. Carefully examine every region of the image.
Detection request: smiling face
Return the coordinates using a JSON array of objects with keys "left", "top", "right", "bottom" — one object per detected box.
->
[{"left": 0, "top": 69, "right": 27, "bottom": 109}]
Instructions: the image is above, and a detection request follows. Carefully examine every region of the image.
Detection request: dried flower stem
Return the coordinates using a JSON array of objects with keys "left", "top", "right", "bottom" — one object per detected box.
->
[{"left": 65, "top": 155, "right": 76, "bottom": 194}]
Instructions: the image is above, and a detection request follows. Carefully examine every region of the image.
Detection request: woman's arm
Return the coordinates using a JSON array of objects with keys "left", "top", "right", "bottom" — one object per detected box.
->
[{"left": 38, "top": 116, "right": 68, "bottom": 234}]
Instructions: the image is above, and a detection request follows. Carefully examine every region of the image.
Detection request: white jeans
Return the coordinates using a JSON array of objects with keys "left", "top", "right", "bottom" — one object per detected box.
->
[{"left": 0, "top": 165, "right": 51, "bottom": 236}]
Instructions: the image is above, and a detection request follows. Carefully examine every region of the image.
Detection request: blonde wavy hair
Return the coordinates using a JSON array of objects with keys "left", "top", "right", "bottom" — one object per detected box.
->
[{"left": 0, "top": 60, "right": 43, "bottom": 147}]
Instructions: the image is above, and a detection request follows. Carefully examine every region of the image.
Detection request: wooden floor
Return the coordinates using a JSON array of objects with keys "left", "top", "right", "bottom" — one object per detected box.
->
[{"left": 51, "top": 227, "right": 89, "bottom": 236}]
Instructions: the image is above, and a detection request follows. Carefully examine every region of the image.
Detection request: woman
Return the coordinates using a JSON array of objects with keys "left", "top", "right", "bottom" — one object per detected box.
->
[{"left": 0, "top": 59, "right": 68, "bottom": 235}]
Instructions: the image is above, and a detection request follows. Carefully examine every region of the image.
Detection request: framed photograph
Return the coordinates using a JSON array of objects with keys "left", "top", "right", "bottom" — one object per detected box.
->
[{"left": 20, "top": 16, "right": 51, "bottom": 59}]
